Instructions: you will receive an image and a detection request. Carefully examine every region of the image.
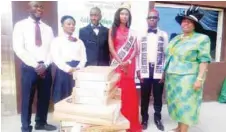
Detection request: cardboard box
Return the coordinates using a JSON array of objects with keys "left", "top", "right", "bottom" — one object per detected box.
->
[
  {"left": 53, "top": 111, "right": 118, "bottom": 126},
  {"left": 57, "top": 114, "right": 129, "bottom": 132},
  {"left": 73, "top": 86, "right": 117, "bottom": 105},
  {"left": 74, "top": 66, "right": 116, "bottom": 81},
  {"left": 72, "top": 86, "right": 116, "bottom": 98},
  {"left": 74, "top": 73, "right": 120, "bottom": 94},
  {"left": 54, "top": 96, "right": 121, "bottom": 120}
]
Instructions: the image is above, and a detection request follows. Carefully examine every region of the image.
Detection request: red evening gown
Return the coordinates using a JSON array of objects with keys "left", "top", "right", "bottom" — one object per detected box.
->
[{"left": 112, "top": 27, "right": 141, "bottom": 132}]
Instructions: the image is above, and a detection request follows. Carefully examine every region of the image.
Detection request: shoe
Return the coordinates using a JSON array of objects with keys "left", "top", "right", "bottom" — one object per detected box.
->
[
  {"left": 35, "top": 123, "right": 57, "bottom": 131},
  {"left": 154, "top": 119, "right": 164, "bottom": 131},
  {"left": 141, "top": 121, "right": 148, "bottom": 130}
]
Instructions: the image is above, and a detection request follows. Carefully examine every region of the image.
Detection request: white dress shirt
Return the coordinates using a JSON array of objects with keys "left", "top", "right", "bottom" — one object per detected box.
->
[
  {"left": 136, "top": 28, "right": 168, "bottom": 79},
  {"left": 13, "top": 17, "right": 54, "bottom": 68},
  {"left": 147, "top": 33, "right": 158, "bottom": 63},
  {"left": 147, "top": 28, "right": 168, "bottom": 63},
  {"left": 91, "top": 23, "right": 101, "bottom": 36},
  {"left": 51, "top": 34, "right": 87, "bottom": 73}
]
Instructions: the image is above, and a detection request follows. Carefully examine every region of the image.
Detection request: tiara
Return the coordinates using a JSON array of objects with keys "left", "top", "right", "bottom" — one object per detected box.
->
[{"left": 120, "top": 2, "right": 131, "bottom": 10}]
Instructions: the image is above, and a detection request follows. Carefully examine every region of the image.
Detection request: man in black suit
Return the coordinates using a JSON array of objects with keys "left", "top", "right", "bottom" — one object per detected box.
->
[{"left": 79, "top": 7, "right": 110, "bottom": 66}]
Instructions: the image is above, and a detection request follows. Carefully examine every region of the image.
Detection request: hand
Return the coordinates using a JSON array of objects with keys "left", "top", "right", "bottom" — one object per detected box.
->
[
  {"left": 35, "top": 64, "right": 46, "bottom": 76},
  {"left": 120, "top": 66, "right": 128, "bottom": 74},
  {"left": 68, "top": 67, "right": 80, "bottom": 75},
  {"left": 159, "top": 73, "right": 165, "bottom": 83},
  {"left": 120, "top": 61, "right": 129, "bottom": 67},
  {"left": 119, "top": 61, "right": 128, "bottom": 74},
  {"left": 193, "top": 80, "right": 202, "bottom": 91},
  {"left": 136, "top": 70, "right": 144, "bottom": 83}
]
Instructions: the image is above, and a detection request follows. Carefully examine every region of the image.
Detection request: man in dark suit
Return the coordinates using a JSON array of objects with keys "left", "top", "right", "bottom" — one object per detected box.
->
[{"left": 79, "top": 7, "right": 110, "bottom": 66}]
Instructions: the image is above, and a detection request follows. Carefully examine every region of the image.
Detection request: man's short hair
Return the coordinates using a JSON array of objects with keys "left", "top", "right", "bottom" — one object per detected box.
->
[{"left": 90, "top": 7, "right": 101, "bottom": 14}]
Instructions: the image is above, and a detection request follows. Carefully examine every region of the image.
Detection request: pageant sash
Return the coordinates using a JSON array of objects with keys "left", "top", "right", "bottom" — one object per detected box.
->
[
  {"left": 110, "top": 32, "right": 136, "bottom": 68},
  {"left": 140, "top": 31, "right": 166, "bottom": 79},
  {"left": 153, "top": 34, "right": 165, "bottom": 79},
  {"left": 140, "top": 37, "right": 149, "bottom": 78}
]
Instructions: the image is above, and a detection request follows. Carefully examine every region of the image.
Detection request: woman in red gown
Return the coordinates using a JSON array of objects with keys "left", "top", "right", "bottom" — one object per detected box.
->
[{"left": 108, "top": 5, "right": 141, "bottom": 132}]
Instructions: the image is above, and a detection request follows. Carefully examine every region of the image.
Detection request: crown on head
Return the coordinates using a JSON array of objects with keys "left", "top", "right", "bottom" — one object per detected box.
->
[{"left": 120, "top": 2, "right": 131, "bottom": 10}]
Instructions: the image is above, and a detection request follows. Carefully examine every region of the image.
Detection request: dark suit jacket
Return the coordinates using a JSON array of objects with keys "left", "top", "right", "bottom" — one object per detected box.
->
[{"left": 79, "top": 24, "right": 110, "bottom": 66}]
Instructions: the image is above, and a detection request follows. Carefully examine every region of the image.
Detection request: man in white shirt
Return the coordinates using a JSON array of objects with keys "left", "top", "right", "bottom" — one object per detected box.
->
[
  {"left": 12, "top": 1, "right": 56, "bottom": 132},
  {"left": 79, "top": 7, "right": 110, "bottom": 66},
  {"left": 137, "top": 9, "right": 168, "bottom": 131}
]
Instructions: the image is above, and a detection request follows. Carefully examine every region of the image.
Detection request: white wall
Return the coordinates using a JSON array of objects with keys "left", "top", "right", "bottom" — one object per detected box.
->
[{"left": 57, "top": 1, "right": 149, "bottom": 37}]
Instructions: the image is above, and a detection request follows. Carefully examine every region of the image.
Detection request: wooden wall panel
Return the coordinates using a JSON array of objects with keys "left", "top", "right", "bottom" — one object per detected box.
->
[
  {"left": 158, "top": 1, "right": 226, "bottom": 8},
  {"left": 204, "top": 62, "right": 226, "bottom": 101}
]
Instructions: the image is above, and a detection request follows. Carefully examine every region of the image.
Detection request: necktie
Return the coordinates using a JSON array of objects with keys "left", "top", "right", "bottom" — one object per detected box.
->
[
  {"left": 148, "top": 29, "right": 157, "bottom": 34},
  {"left": 92, "top": 26, "right": 100, "bottom": 35},
  {"left": 35, "top": 21, "right": 42, "bottom": 46},
  {"left": 68, "top": 35, "right": 77, "bottom": 42},
  {"left": 92, "top": 25, "right": 100, "bottom": 29}
]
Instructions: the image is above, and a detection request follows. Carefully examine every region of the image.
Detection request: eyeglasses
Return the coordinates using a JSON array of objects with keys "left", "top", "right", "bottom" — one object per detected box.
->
[
  {"left": 147, "top": 16, "right": 158, "bottom": 20},
  {"left": 34, "top": 4, "right": 44, "bottom": 10}
]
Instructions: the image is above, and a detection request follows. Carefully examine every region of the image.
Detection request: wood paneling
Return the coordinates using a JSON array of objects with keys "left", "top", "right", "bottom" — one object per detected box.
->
[
  {"left": 158, "top": 1, "right": 226, "bottom": 8},
  {"left": 149, "top": 1, "right": 155, "bottom": 10},
  {"left": 204, "top": 62, "right": 226, "bottom": 101},
  {"left": 221, "top": 9, "right": 226, "bottom": 61}
]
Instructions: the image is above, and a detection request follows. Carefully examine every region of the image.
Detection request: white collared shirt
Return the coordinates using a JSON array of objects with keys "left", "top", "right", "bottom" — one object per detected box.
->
[
  {"left": 91, "top": 23, "right": 101, "bottom": 35},
  {"left": 147, "top": 28, "right": 168, "bottom": 63},
  {"left": 51, "top": 34, "right": 87, "bottom": 73},
  {"left": 12, "top": 17, "right": 54, "bottom": 68}
]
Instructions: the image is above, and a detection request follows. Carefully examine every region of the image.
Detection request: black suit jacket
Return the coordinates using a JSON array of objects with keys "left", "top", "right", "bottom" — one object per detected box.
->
[{"left": 79, "top": 24, "right": 110, "bottom": 66}]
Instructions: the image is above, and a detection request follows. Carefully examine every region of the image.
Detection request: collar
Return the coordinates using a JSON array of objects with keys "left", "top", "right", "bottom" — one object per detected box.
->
[
  {"left": 147, "top": 27, "right": 159, "bottom": 34},
  {"left": 148, "top": 27, "right": 158, "bottom": 30},
  {"left": 62, "top": 32, "right": 77, "bottom": 42},
  {"left": 180, "top": 32, "right": 194, "bottom": 40},
  {"left": 91, "top": 23, "right": 101, "bottom": 28},
  {"left": 62, "top": 32, "right": 73, "bottom": 38},
  {"left": 27, "top": 16, "right": 43, "bottom": 24}
]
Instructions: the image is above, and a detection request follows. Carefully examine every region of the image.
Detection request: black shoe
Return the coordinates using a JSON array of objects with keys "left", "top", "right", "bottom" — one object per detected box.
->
[
  {"left": 141, "top": 121, "right": 148, "bottom": 130},
  {"left": 35, "top": 123, "right": 57, "bottom": 131},
  {"left": 154, "top": 119, "right": 164, "bottom": 131}
]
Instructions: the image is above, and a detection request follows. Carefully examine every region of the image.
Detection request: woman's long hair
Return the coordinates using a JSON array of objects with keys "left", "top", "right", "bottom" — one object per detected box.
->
[{"left": 111, "top": 8, "right": 132, "bottom": 38}]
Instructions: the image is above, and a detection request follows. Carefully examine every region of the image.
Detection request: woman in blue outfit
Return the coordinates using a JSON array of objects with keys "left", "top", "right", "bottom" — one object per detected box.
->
[{"left": 51, "top": 15, "right": 87, "bottom": 103}]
